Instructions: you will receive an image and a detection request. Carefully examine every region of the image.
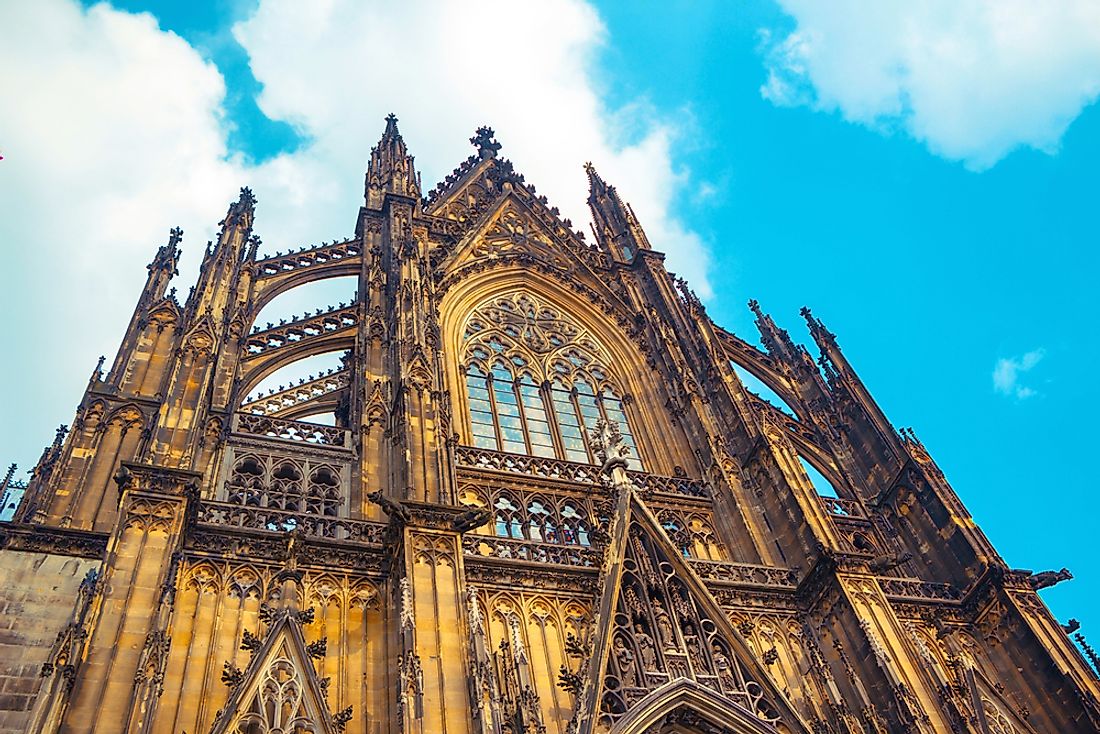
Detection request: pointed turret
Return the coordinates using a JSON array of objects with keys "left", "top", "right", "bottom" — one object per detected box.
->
[
  {"left": 134, "top": 227, "right": 182, "bottom": 309},
  {"left": 186, "top": 188, "right": 256, "bottom": 322},
  {"left": 364, "top": 113, "right": 421, "bottom": 208},
  {"left": 748, "top": 299, "right": 799, "bottom": 363},
  {"left": 104, "top": 227, "right": 184, "bottom": 384},
  {"left": 585, "top": 162, "right": 650, "bottom": 261}
]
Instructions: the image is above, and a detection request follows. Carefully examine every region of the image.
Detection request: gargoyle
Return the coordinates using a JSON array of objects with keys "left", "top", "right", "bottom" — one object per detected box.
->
[
  {"left": 367, "top": 490, "right": 412, "bottom": 525},
  {"left": 452, "top": 507, "right": 493, "bottom": 533},
  {"left": 1062, "top": 619, "right": 1081, "bottom": 635},
  {"left": 869, "top": 550, "right": 913, "bottom": 573},
  {"left": 1029, "top": 567, "right": 1072, "bottom": 591}
]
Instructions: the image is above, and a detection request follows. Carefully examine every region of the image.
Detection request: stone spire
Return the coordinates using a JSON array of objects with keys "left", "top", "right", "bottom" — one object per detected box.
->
[
  {"left": 365, "top": 113, "right": 421, "bottom": 207},
  {"left": 584, "top": 162, "right": 650, "bottom": 260},
  {"left": 139, "top": 227, "right": 182, "bottom": 307},
  {"left": 148, "top": 227, "right": 182, "bottom": 276},
  {"left": 748, "top": 299, "right": 798, "bottom": 362}
]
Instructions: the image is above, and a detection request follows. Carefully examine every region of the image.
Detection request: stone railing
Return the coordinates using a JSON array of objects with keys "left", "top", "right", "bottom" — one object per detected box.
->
[
  {"left": 879, "top": 577, "right": 961, "bottom": 602},
  {"left": 631, "top": 472, "right": 709, "bottom": 498},
  {"left": 454, "top": 446, "right": 709, "bottom": 498},
  {"left": 241, "top": 368, "right": 349, "bottom": 417},
  {"left": 235, "top": 413, "right": 350, "bottom": 448},
  {"left": 462, "top": 534, "right": 599, "bottom": 569},
  {"left": 255, "top": 239, "right": 361, "bottom": 279},
  {"left": 197, "top": 501, "right": 385, "bottom": 544},
  {"left": 245, "top": 305, "right": 357, "bottom": 357},
  {"left": 819, "top": 496, "right": 866, "bottom": 518},
  {"left": 688, "top": 558, "right": 799, "bottom": 589}
]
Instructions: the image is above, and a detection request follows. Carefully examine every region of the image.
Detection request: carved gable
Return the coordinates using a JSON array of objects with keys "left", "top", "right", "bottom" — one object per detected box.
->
[
  {"left": 572, "top": 488, "right": 808, "bottom": 734},
  {"left": 210, "top": 609, "right": 345, "bottom": 734},
  {"left": 446, "top": 198, "right": 578, "bottom": 275}
]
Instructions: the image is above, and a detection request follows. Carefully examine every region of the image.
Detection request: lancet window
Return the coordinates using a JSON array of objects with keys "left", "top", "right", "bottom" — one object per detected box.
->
[
  {"left": 462, "top": 292, "right": 643, "bottom": 470},
  {"left": 225, "top": 453, "right": 343, "bottom": 516}
]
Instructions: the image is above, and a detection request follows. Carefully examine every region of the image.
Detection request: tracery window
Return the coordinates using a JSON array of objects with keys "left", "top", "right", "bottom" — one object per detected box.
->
[
  {"left": 657, "top": 508, "right": 727, "bottom": 561},
  {"left": 466, "top": 485, "right": 594, "bottom": 547},
  {"left": 462, "top": 292, "right": 643, "bottom": 470},
  {"left": 226, "top": 453, "right": 343, "bottom": 516}
]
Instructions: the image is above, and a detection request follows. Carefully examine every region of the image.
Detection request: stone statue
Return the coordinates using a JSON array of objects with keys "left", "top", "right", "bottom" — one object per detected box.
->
[
  {"left": 869, "top": 550, "right": 913, "bottom": 573},
  {"left": 681, "top": 623, "right": 703, "bottom": 669},
  {"left": 653, "top": 599, "right": 676, "bottom": 650},
  {"left": 711, "top": 643, "right": 735, "bottom": 690},
  {"left": 633, "top": 624, "right": 657, "bottom": 669},
  {"left": 613, "top": 637, "right": 637, "bottom": 688},
  {"left": 1029, "top": 568, "right": 1072, "bottom": 591},
  {"left": 367, "top": 489, "right": 412, "bottom": 525},
  {"left": 452, "top": 507, "right": 493, "bottom": 533}
]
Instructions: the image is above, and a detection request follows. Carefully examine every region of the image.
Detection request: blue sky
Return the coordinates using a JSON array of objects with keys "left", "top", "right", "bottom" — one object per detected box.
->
[{"left": 1, "top": 0, "right": 1097, "bottom": 648}]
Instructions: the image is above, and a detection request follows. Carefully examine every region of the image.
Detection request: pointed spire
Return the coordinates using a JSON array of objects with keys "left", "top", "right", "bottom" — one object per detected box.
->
[
  {"left": 90, "top": 355, "right": 105, "bottom": 383},
  {"left": 148, "top": 227, "right": 182, "bottom": 276},
  {"left": 748, "top": 299, "right": 798, "bottom": 360},
  {"left": 584, "top": 162, "right": 649, "bottom": 258},
  {"left": 800, "top": 306, "right": 837, "bottom": 349},
  {"left": 221, "top": 187, "right": 256, "bottom": 235},
  {"left": 383, "top": 112, "right": 399, "bottom": 138},
  {"left": 365, "top": 114, "right": 421, "bottom": 206},
  {"left": 1, "top": 464, "right": 15, "bottom": 493}
]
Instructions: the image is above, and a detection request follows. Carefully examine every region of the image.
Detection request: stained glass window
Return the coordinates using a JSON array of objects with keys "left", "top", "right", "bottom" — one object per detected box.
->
[{"left": 462, "top": 291, "right": 645, "bottom": 470}]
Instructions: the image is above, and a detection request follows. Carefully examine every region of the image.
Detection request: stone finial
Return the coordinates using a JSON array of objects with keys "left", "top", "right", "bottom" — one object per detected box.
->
[
  {"left": 384, "top": 113, "right": 400, "bottom": 138},
  {"left": 470, "top": 126, "right": 502, "bottom": 159}
]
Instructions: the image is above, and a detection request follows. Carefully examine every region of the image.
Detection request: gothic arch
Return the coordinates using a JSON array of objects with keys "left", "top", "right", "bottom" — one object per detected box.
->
[
  {"left": 238, "top": 335, "right": 356, "bottom": 400},
  {"left": 439, "top": 267, "right": 692, "bottom": 476},
  {"left": 237, "top": 346, "right": 354, "bottom": 411},
  {"left": 609, "top": 678, "right": 790, "bottom": 734},
  {"left": 249, "top": 254, "right": 363, "bottom": 318}
]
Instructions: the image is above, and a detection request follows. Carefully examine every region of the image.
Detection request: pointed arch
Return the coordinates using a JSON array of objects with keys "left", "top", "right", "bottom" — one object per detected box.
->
[
  {"left": 440, "top": 266, "right": 695, "bottom": 477},
  {"left": 610, "top": 678, "right": 788, "bottom": 734},
  {"left": 449, "top": 286, "right": 648, "bottom": 471}
]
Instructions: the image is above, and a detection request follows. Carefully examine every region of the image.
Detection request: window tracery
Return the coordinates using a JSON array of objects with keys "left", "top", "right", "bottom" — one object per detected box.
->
[
  {"left": 462, "top": 292, "right": 642, "bottom": 470},
  {"left": 463, "top": 484, "right": 594, "bottom": 548},
  {"left": 226, "top": 453, "right": 343, "bottom": 516},
  {"left": 657, "top": 509, "right": 727, "bottom": 561}
]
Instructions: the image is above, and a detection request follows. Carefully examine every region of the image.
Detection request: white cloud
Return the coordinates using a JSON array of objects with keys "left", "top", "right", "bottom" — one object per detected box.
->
[
  {"left": 0, "top": 0, "right": 705, "bottom": 467},
  {"left": 760, "top": 1, "right": 1100, "bottom": 170},
  {"left": 233, "top": 0, "right": 708, "bottom": 294},
  {"left": 993, "top": 349, "right": 1045, "bottom": 399}
]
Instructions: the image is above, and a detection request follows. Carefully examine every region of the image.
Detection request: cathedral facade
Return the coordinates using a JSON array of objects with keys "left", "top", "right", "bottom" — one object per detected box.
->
[{"left": 1, "top": 117, "right": 1097, "bottom": 734}]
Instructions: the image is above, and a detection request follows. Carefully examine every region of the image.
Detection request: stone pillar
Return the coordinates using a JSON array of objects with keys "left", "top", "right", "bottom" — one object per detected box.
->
[{"left": 57, "top": 463, "right": 199, "bottom": 734}]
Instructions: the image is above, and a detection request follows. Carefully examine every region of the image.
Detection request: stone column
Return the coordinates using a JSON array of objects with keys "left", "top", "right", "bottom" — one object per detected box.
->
[{"left": 57, "top": 463, "right": 199, "bottom": 734}]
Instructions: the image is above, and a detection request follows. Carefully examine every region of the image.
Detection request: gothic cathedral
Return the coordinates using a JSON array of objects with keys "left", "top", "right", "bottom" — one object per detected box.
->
[{"left": 1, "top": 117, "right": 1097, "bottom": 734}]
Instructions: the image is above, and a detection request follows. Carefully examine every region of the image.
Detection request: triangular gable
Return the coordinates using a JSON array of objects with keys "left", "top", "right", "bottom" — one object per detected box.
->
[
  {"left": 965, "top": 666, "right": 1040, "bottom": 734},
  {"left": 210, "top": 609, "right": 341, "bottom": 734},
  {"left": 424, "top": 153, "right": 495, "bottom": 215},
  {"left": 437, "top": 194, "right": 632, "bottom": 316},
  {"left": 572, "top": 487, "right": 809, "bottom": 734}
]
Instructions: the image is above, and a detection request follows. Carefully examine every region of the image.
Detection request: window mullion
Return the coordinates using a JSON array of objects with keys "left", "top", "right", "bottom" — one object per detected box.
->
[
  {"left": 541, "top": 381, "right": 567, "bottom": 461},
  {"left": 512, "top": 377, "right": 533, "bottom": 455},
  {"left": 484, "top": 372, "right": 503, "bottom": 452},
  {"left": 572, "top": 387, "right": 594, "bottom": 463}
]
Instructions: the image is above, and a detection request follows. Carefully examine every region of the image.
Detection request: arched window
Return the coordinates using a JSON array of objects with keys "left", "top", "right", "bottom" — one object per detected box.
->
[
  {"left": 462, "top": 292, "right": 644, "bottom": 470},
  {"left": 226, "top": 455, "right": 343, "bottom": 517}
]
